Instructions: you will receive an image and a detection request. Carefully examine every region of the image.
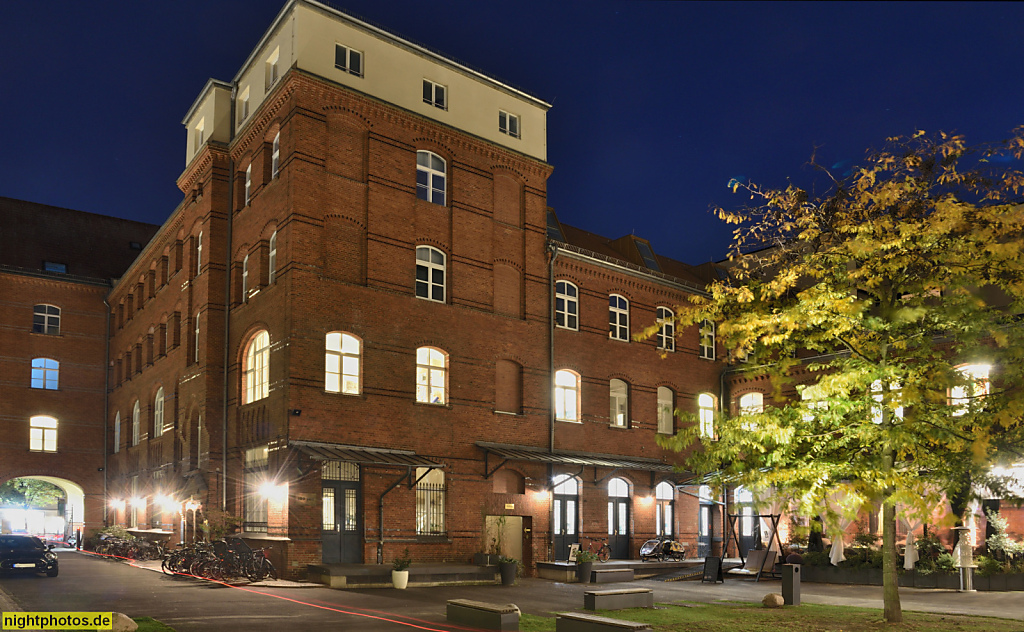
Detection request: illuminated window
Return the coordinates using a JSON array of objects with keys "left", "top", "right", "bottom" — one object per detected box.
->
[
  {"left": 244, "top": 331, "right": 270, "bottom": 404},
  {"left": 656, "top": 481, "right": 674, "bottom": 536},
  {"left": 29, "top": 416, "right": 57, "bottom": 452},
  {"left": 698, "top": 393, "right": 715, "bottom": 438},
  {"left": 241, "top": 254, "right": 250, "bottom": 302},
  {"left": 195, "top": 231, "right": 203, "bottom": 278},
  {"left": 30, "top": 358, "right": 59, "bottom": 390},
  {"left": 416, "top": 347, "right": 447, "bottom": 405},
  {"left": 325, "top": 332, "right": 360, "bottom": 395},
  {"left": 113, "top": 412, "right": 121, "bottom": 454},
  {"left": 132, "top": 401, "right": 141, "bottom": 446},
  {"left": 950, "top": 364, "right": 990, "bottom": 416},
  {"left": 609, "top": 379, "right": 628, "bottom": 427},
  {"left": 657, "top": 387, "right": 675, "bottom": 434},
  {"left": 555, "top": 370, "right": 580, "bottom": 421}
]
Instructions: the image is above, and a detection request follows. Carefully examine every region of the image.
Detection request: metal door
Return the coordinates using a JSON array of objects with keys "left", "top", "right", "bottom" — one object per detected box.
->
[
  {"left": 552, "top": 475, "right": 578, "bottom": 561},
  {"left": 322, "top": 462, "right": 361, "bottom": 564}
]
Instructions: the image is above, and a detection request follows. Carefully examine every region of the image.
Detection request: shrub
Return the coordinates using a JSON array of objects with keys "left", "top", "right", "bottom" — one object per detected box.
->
[
  {"left": 975, "top": 555, "right": 1005, "bottom": 577},
  {"left": 392, "top": 548, "right": 412, "bottom": 572}
]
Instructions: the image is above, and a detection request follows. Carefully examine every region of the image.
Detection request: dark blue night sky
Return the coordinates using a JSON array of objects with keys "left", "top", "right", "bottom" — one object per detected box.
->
[{"left": 2, "top": 1, "right": 1022, "bottom": 264}]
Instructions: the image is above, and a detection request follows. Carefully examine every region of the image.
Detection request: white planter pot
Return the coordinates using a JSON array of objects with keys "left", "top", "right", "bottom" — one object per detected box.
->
[{"left": 392, "top": 569, "right": 410, "bottom": 589}]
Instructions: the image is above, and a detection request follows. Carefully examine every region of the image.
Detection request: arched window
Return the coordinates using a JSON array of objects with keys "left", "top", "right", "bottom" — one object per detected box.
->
[
  {"left": 30, "top": 358, "right": 59, "bottom": 390},
  {"left": 326, "top": 332, "right": 360, "bottom": 395},
  {"left": 268, "top": 231, "right": 277, "bottom": 284},
  {"left": 739, "top": 392, "right": 763, "bottom": 415},
  {"left": 244, "top": 331, "right": 271, "bottom": 403},
  {"left": 153, "top": 387, "right": 165, "bottom": 438},
  {"left": 271, "top": 132, "right": 281, "bottom": 178},
  {"left": 416, "top": 347, "right": 447, "bottom": 404},
  {"left": 656, "top": 307, "right": 675, "bottom": 351},
  {"left": 656, "top": 481, "right": 674, "bottom": 536},
  {"left": 29, "top": 416, "right": 58, "bottom": 452},
  {"left": 555, "top": 281, "right": 578, "bottom": 330},
  {"left": 113, "top": 411, "right": 121, "bottom": 454},
  {"left": 608, "top": 478, "right": 629, "bottom": 497},
  {"left": 657, "top": 386, "right": 674, "bottom": 434},
  {"left": 416, "top": 150, "right": 446, "bottom": 205},
  {"left": 608, "top": 295, "right": 629, "bottom": 341},
  {"left": 698, "top": 393, "right": 715, "bottom": 438},
  {"left": 607, "top": 478, "right": 630, "bottom": 541},
  {"left": 553, "top": 474, "right": 578, "bottom": 495},
  {"left": 132, "top": 401, "right": 141, "bottom": 446},
  {"left": 245, "top": 164, "right": 252, "bottom": 206},
  {"left": 241, "top": 254, "right": 250, "bottom": 302},
  {"left": 193, "top": 311, "right": 201, "bottom": 363},
  {"left": 195, "top": 231, "right": 203, "bottom": 278},
  {"left": 415, "top": 246, "right": 446, "bottom": 302},
  {"left": 609, "top": 379, "right": 628, "bottom": 427},
  {"left": 33, "top": 304, "right": 60, "bottom": 335},
  {"left": 555, "top": 369, "right": 580, "bottom": 421}
]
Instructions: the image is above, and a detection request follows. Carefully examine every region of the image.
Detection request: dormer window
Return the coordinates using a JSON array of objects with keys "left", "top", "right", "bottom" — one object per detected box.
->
[
  {"left": 193, "top": 118, "right": 205, "bottom": 155},
  {"left": 499, "top": 110, "right": 520, "bottom": 138},
  {"left": 43, "top": 262, "right": 67, "bottom": 274},
  {"left": 238, "top": 87, "right": 250, "bottom": 123}
]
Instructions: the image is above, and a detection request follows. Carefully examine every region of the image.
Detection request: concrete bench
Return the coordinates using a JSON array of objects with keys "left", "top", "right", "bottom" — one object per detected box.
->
[
  {"left": 591, "top": 568, "right": 635, "bottom": 583},
  {"left": 556, "top": 612, "right": 652, "bottom": 632},
  {"left": 583, "top": 588, "right": 654, "bottom": 610},
  {"left": 446, "top": 599, "right": 520, "bottom": 631}
]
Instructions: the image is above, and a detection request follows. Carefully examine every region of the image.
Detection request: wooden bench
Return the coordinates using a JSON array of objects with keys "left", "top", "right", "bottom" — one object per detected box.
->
[
  {"left": 556, "top": 612, "right": 652, "bottom": 631},
  {"left": 446, "top": 599, "right": 520, "bottom": 631},
  {"left": 591, "top": 568, "right": 635, "bottom": 583},
  {"left": 584, "top": 588, "right": 654, "bottom": 610}
]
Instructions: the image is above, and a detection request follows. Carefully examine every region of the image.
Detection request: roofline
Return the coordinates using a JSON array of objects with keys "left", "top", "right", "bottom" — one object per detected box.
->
[
  {"left": 550, "top": 240, "right": 711, "bottom": 297},
  {"left": 232, "top": 0, "right": 551, "bottom": 110},
  {"left": 181, "top": 78, "right": 234, "bottom": 126}
]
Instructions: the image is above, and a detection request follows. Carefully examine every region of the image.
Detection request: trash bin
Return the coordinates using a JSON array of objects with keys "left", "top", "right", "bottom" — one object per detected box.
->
[{"left": 782, "top": 564, "right": 801, "bottom": 606}]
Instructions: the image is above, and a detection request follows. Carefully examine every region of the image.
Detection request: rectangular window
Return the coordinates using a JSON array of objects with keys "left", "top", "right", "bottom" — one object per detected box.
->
[
  {"left": 555, "top": 281, "right": 578, "bottom": 330},
  {"left": 422, "top": 79, "right": 447, "bottom": 110},
  {"left": 265, "top": 47, "right": 280, "bottom": 92},
  {"left": 245, "top": 165, "right": 252, "bottom": 206},
  {"left": 415, "top": 468, "right": 446, "bottom": 535},
  {"left": 193, "top": 118, "right": 205, "bottom": 155},
  {"left": 657, "top": 387, "right": 674, "bottom": 434},
  {"left": 43, "top": 261, "right": 67, "bottom": 274},
  {"left": 238, "top": 87, "right": 250, "bottom": 123},
  {"left": 699, "top": 320, "right": 716, "bottom": 360},
  {"left": 609, "top": 379, "right": 628, "bottom": 427},
  {"left": 334, "top": 44, "right": 363, "bottom": 76},
  {"left": 498, "top": 110, "right": 520, "bottom": 138},
  {"left": 244, "top": 446, "right": 269, "bottom": 533},
  {"left": 29, "top": 416, "right": 57, "bottom": 452},
  {"left": 322, "top": 487, "right": 336, "bottom": 531}
]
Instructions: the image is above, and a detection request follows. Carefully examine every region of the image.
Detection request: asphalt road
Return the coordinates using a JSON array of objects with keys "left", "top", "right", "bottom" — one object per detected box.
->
[{"left": 3, "top": 551, "right": 1024, "bottom": 630}]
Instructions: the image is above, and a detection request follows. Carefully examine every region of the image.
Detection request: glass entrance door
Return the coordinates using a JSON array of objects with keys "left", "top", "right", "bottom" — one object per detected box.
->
[
  {"left": 607, "top": 478, "right": 630, "bottom": 559},
  {"left": 322, "top": 461, "right": 361, "bottom": 564},
  {"left": 552, "top": 475, "right": 578, "bottom": 561}
]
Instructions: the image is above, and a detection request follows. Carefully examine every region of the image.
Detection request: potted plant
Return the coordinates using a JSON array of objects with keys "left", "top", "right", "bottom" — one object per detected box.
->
[
  {"left": 391, "top": 548, "right": 412, "bottom": 589},
  {"left": 575, "top": 549, "right": 597, "bottom": 584},
  {"left": 498, "top": 555, "right": 519, "bottom": 586}
]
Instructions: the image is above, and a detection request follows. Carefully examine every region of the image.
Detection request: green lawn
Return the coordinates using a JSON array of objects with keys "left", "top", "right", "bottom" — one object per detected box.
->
[
  {"left": 519, "top": 603, "right": 1024, "bottom": 632},
  {"left": 133, "top": 618, "right": 176, "bottom": 632}
]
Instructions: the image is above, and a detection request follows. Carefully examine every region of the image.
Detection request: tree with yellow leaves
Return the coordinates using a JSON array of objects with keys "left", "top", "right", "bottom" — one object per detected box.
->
[{"left": 653, "top": 129, "right": 1024, "bottom": 623}]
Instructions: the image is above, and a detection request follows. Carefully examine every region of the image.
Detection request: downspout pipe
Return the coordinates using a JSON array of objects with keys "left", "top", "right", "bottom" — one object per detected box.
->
[
  {"left": 222, "top": 83, "right": 237, "bottom": 512},
  {"left": 548, "top": 243, "right": 558, "bottom": 453},
  {"left": 102, "top": 298, "right": 111, "bottom": 526}
]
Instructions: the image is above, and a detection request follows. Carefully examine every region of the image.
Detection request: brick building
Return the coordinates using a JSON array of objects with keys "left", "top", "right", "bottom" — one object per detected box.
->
[
  {"left": 0, "top": 197, "right": 158, "bottom": 538},
  {"left": 100, "top": 0, "right": 729, "bottom": 576}
]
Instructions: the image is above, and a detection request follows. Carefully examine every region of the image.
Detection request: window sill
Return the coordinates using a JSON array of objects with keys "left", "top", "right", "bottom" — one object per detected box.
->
[
  {"left": 493, "top": 410, "right": 521, "bottom": 416},
  {"left": 414, "top": 401, "right": 451, "bottom": 410},
  {"left": 608, "top": 424, "right": 630, "bottom": 430},
  {"left": 326, "top": 390, "right": 364, "bottom": 398},
  {"left": 556, "top": 418, "right": 581, "bottom": 424},
  {"left": 415, "top": 534, "right": 450, "bottom": 543}
]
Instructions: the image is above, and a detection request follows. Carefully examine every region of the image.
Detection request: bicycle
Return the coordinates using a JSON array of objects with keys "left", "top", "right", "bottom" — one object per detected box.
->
[{"left": 580, "top": 535, "right": 611, "bottom": 562}]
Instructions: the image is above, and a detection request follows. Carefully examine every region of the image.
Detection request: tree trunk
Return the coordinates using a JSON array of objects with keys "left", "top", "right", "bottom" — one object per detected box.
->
[{"left": 882, "top": 458, "right": 902, "bottom": 622}]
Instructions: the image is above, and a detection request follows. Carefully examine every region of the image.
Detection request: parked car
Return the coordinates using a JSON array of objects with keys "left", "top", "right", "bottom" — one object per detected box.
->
[{"left": 0, "top": 535, "right": 59, "bottom": 577}]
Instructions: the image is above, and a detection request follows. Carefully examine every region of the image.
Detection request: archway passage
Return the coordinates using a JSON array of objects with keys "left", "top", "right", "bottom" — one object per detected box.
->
[{"left": 0, "top": 476, "right": 85, "bottom": 544}]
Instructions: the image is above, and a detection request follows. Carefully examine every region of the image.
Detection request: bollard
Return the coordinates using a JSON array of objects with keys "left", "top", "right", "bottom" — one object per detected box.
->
[{"left": 782, "top": 564, "right": 801, "bottom": 606}]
